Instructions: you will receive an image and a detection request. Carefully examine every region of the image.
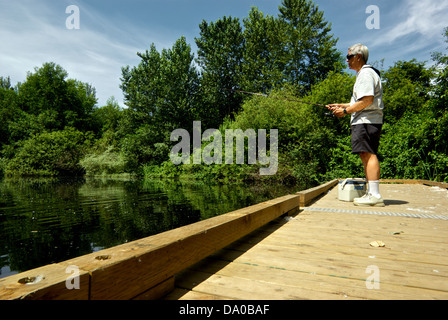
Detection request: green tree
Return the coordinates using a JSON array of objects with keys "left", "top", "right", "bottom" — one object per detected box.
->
[
  {"left": 163, "top": 37, "right": 200, "bottom": 130},
  {"left": 230, "top": 84, "right": 337, "bottom": 186},
  {"left": 121, "top": 37, "right": 199, "bottom": 131},
  {"left": 17, "top": 62, "right": 97, "bottom": 132},
  {"left": 0, "top": 77, "right": 19, "bottom": 148},
  {"left": 1, "top": 64, "right": 98, "bottom": 177},
  {"left": 430, "top": 27, "right": 448, "bottom": 116},
  {"left": 278, "top": 0, "right": 343, "bottom": 94},
  {"left": 382, "top": 60, "right": 432, "bottom": 122},
  {"left": 422, "top": 26, "right": 448, "bottom": 181},
  {"left": 120, "top": 37, "right": 199, "bottom": 172},
  {"left": 428, "top": 27, "right": 448, "bottom": 160},
  {"left": 121, "top": 44, "right": 162, "bottom": 121},
  {"left": 92, "top": 97, "right": 122, "bottom": 136},
  {"left": 195, "top": 16, "right": 245, "bottom": 127},
  {"left": 241, "top": 7, "right": 287, "bottom": 93},
  {"left": 378, "top": 52, "right": 447, "bottom": 182},
  {"left": 5, "top": 127, "right": 93, "bottom": 176}
]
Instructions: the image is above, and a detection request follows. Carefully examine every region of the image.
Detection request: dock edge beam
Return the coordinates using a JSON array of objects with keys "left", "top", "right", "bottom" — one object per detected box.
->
[{"left": 295, "top": 179, "right": 339, "bottom": 207}]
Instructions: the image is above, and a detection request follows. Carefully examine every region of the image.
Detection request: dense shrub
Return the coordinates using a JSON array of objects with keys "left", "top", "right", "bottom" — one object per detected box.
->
[
  {"left": 5, "top": 128, "right": 92, "bottom": 176},
  {"left": 80, "top": 146, "right": 127, "bottom": 176}
]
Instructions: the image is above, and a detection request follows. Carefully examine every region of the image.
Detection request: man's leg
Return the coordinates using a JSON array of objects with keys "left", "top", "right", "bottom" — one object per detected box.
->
[
  {"left": 359, "top": 152, "right": 381, "bottom": 198},
  {"left": 359, "top": 152, "right": 380, "bottom": 180}
]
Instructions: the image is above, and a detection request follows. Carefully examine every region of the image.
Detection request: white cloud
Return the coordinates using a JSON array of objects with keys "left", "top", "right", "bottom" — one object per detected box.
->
[
  {"left": 0, "top": 0, "right": 175, "bottom": 108},
  {"left": 373, "top": 0, "right": 448, "bottom": 45}
]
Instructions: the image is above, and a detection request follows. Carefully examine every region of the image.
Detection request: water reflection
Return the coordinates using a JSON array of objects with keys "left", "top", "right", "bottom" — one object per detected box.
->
[{"left": 0, "top": 177, "right": 299, "bottom": 279}]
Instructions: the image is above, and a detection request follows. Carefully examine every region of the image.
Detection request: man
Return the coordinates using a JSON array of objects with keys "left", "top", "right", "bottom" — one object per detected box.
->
[{"left": 328, "top": 43, "right": 384, "bottom": 207}]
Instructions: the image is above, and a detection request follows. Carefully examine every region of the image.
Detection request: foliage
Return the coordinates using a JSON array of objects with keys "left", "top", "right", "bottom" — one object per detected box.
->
[
  {"left": 241, "top": 8, "right": 286, "bottom": 93},
  {"left": 195, "top": 16, "right": 245, "bottom": 127},
  {"left": 381, "top": 60, "right": 432, "bottom": 122},
  {"left": 119, "top": 37, "right": 199, "bottom": 172},
  {"left": 278, "top": 0, "right": 344, "bottom": 93},
  {"left": 80, "top": 146, "right": 127, "bottom": 176},
  {"left": 120, "top": 37, "right": 199, "bottom": 132},
  {"left": 230, "top": 74, "right": 355, "bottom": 186},
  {"left": 91, "top": 97, "right": 122, "bottom": 138},
  {"left": 17, "top": 62, "right": 97, "bottom": 132},
  {"left": 4, "top": 128, "right": 93, "bottom": 176},
  {"left": 0, "top": 63, "right": 98, "bottom": 177},
  {"left": 0, "top": 78, "right": 19, "bottom": 149},
  {"left": 374, "top": 29, "right": 448, "bottom": 182}
]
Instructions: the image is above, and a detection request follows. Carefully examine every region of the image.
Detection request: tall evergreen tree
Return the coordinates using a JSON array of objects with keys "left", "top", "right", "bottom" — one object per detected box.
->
[
  {"left": 429, "top": 27, "right": 448, "bottom": 157},
  {"left": 195, "top": 16, "right": 245, "bottom": 127},
  {"left": 241, "top": 7, "right": 287, "bottom": 93},
  {"left": 121, "top": 36, "right": 199, "bottom": 131},
  {"left": 120, "top": 37, "right": 199, "bottom": 169},
  {"left": 0, "top": 77, "right": 19, "bottom": 148},
  {"left": 120, "top": 43, "right": 163, "bottom": 120},
  {"left": 278, "top": 0, "right": 343, "bottom": 94}
]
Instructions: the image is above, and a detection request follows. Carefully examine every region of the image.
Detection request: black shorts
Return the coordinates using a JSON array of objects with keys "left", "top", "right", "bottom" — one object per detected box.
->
[{"left": 351, "top": 124, "right": 382, "bottom": 155}]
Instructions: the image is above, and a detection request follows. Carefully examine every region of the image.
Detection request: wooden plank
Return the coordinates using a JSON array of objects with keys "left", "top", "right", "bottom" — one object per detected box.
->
[
  {"left": 421, "top": 180, "right": 448, "bottom": 189},
  {"left": 215, "top": 246, "right": 448, "bottom": 292},
  {"left": 380, "top": 179, "right": 448, "bottom": 189},
  {"left": 182, "top": 257, "right": 447, "bottom": 300},
  {"left": 175, "top": 269, "right": 354, "bottom": 300},
  {"left": 0, "top": 264, "right": 90, "bottom": 300},
  {"left": 290, "top": 219, "right": 448, "bottom": 244},
  {"left": 223, "top": 241, "right": 448, "bottom": 279},
  {"left": 229, "top": 218, "right": 448, "bottom": 267},
  {"left": 379, "top": 179, "right": 424, "bottom": 185},
  {"left": 296, "top": 179, "right": 338, "bottom": 207},
  {"left": 231, "top": 236, "right": 448, "bottom": 270},
  {"left": 175, "top": 218, "right": 447, "bottom": 299},
  {"left": 132, "top": 277, "right": 175, "bottom": 300},
  {"left": 164, "top": 288, "right": 233, "bottom": 300},
  {"left": 256, "top": 222, "right": 448, "bottom": 256},
  {"left": 266, "top": 217, "right": 448, "bottom": 243}
]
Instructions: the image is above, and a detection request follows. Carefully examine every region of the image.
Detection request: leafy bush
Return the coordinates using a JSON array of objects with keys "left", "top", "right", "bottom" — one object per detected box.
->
[
  {"left": 80, "top": 146, "right": 127, "bottom": 176},
  {"left": 380, "top": 111, "right": 448, "bottom": 181},
  {"left": 0, "top": 157, "right": 6, "bottom": 177},
  {"left": 5, "top": 128, "right": 93, "bottom": 176}
]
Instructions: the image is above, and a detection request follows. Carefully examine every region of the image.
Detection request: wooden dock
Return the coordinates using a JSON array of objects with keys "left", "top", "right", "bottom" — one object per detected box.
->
[
  {"left": 165, "top": 181, "right": 448, "bottom": 300},
  {"left": 1, "top": 179, "right": 447, "bottom": 300}
]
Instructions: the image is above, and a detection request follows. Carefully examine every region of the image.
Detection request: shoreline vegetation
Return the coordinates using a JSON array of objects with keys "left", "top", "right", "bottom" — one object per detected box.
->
[{"left": 1, "top": 1, "right": 447, "bottom": 188}]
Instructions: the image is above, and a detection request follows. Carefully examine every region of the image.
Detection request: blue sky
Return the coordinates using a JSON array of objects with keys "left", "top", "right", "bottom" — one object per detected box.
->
[{"left": 1, "top": 0, "right": 448, "bottom": 108}]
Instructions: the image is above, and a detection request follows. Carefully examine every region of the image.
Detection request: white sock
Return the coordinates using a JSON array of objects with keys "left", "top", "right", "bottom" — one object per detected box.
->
[{"left": 368, "top": 180, "right": 381, "bottom": 198}]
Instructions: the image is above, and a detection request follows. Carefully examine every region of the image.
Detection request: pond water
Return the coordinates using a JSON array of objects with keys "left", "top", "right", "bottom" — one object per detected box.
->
[{"left": 0, "top": 177, "right": 300, "bottom": 279}]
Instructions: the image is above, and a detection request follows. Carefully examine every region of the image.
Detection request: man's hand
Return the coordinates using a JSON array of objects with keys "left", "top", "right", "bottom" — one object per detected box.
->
[
  {"left": 326, "top": 96, "right": 374, "bottom": 118},
  {"left": 326, "top": 104, "right": 348, "bottom": 118}
]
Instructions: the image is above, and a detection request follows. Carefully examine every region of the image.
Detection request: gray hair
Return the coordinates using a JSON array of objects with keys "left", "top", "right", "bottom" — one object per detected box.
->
[{"left": 349, "top": 43, "right": 369, "bottom": 63}]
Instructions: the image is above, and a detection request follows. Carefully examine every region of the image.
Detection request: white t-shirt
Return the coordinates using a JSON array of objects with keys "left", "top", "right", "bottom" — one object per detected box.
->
[{"left": 350, "top": 65, "right": 384, "bottom": 125}]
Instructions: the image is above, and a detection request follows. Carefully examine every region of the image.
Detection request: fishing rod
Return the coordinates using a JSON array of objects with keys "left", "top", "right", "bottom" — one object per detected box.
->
[
  {"left": 224, "top": 88, "right": 328, "bottom": 108},
  {"left": 224, "top": 88, "right": 335, "bottom": 117}
]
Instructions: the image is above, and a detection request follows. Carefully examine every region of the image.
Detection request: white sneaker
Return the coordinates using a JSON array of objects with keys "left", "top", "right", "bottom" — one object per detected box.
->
[
  {"left": 354, "top": 193, "right": 385, "bottom": 207},
  {"left": 354, "top": 193, "right": 369, "bottom": 202}
]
